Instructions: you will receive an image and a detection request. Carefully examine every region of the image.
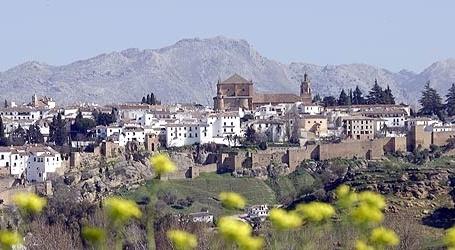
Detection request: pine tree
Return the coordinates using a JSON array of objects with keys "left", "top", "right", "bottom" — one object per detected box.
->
[
  {"left": 141, "top": 96, "right": 146, "bottom": 104},
  {"left": 348, "top": 89, "right": 353, "bottom": 105},
  {"left": 146, "top": 94, "right": 151, "bottom": 105},
  {"left": 0, "top": 117, "right": 6, "bottom": 146},
  {"left": 338, "top": 89, "right": 350, "bottom": 106},
  {"left": 51, "top": 113, "right": 67, "bottom": 146},
  {"left": 27, "top": 124, "right": 44, "bottom": 144},
  {"left": 352, "top": 86, "right": 365, "bottom": 105},
  {"left": 10, "top": 125, "right": 26, "bottom": 146},
  {"left": 322, "top": 96, "right": 337, "bottom": 107},
  {"left": 446, "top": 83, "right": 455, "bottom": 116},
  {"left": 150, "top": 93, "right": 156, "bottom": 105},
  {"left": 367, "top": 79, "right": 384, "bottom": 104},
  {"left": 383, "top": 85, "right": 395, "bottom": 104},
  {"left": 419, "top": 81, "right": 443, "bottom": 116},
  {"left": 312, "top": 94, "right": 321, "bottom": 103}
]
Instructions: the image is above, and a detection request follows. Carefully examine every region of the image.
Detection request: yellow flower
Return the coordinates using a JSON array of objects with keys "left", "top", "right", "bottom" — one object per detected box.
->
[
  {"left": 295, "top": 202, "right": 335, "bottom": 223},
  {"left": 355, "top": 240, "right": 374, "bottom": 250},
  {"left": 13, "top": 192, "right": 47, "bottom": 214},
  {"left": 82, "top": 227, "right": 106, "bottom": 246},
  {"left": 104, "top": 197, "right": 142, "bottom": 224},
  {"left": 166, "top": 230, "right": 198, "bottom": 250},
  {"left": 351, "top": 204, "right": 383, "bottom": 224},
  {"left": 268, "top": 208, "right": 302, "bottom": 230},
  {"left": 336, "top": 185, "right": 358, "bottom": 208},
  {"left": 0, "top": 230, "right": 22, "bottom": 249},
  {"left": 150, "top": 153, "right": 176, "bottom": 176},
  {"left": 444, "top": 227, "right": 455, "bottom": 247},
  {"left": 237, "top": 236, "right": 264, "bottom": 250},
  {"left": 218, "top": 217, "right": 252, "bottom": 242},
  {"left": 358, "top": 191, "right": 386, "bottom": 210},
  {"left": 369, "top": 227, "right": 399, "bottom": 246},
  {"left": 219, "top": 192, "right": 246, "bottom": 210},
  {"left": 336, "top": 184, "right": 351, "bottom": 198}
]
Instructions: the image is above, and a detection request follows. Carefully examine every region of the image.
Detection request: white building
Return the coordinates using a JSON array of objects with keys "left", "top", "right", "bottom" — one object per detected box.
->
[
  {"left": 189, "top": 211, "right": 214, "bottom": 224},
  {"left": 165, "top": 112, "right": 242, "bottom": 148},
  {"left": 298, "top": 103, "right": 323, "bottom": 115},
  {"left": 165, "top": 123, "right": 210, "bottom": 147},
  {"left": 26, "top": 147, "right": 63, "bottom": 182},
  {"left": 119, "top": 127, "right": 146, "bottom": 146},
  {"left": 246, "top": 205, "right": 269, "bottom": 221},
  {"left": 0, "top": 146, "right": 63, "bottom": 182}
]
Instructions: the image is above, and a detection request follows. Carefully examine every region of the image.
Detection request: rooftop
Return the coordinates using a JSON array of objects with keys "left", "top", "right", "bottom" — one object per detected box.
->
[{"left": 220, "top": 74, "right": 252, "bottom": 85}]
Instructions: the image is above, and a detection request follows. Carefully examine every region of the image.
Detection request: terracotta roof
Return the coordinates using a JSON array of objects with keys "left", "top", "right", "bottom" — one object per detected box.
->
[
  {"left": 220, "top": 74, "right": 252, "bottom": 84},
  {"left": 253, "top": 93, "right": 302, "bottom": 104}
]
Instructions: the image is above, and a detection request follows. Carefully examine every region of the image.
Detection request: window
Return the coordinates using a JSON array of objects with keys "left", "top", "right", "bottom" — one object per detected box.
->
[
  {"left": 231, "top": 122, "right": 233, "bottom": 125},
  {"left": 195, "top": 133, "right": 198, "bottom": 137},
  {"left": 0, "top": 155, "right": 3, "bottom": 160}
]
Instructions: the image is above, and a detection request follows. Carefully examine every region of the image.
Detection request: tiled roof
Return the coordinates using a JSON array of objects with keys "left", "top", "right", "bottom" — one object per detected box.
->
[
  {"left": 220, "top": 74, "right": 252, "bottom": 84},
  {"left": 253, "top": 93, "right": 302, "bottom": 104}
]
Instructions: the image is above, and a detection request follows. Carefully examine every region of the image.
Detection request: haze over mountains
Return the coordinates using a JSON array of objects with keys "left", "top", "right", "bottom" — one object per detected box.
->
[{"left": 1, "top": 36, "right": 454, "bottom": 106}]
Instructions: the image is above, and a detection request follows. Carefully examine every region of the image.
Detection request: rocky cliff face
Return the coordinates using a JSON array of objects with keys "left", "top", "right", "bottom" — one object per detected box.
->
[{"left": 2, "top": 36, "right": 455, "bottom": 105}]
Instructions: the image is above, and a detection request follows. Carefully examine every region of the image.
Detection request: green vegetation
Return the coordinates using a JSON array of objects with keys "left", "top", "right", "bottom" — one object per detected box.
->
[
  {"left": 266, "top": 167, "right": 317, "bottom": 204},
  {"left": 125, "top": 173, "right": 276, "bottom": 216}
]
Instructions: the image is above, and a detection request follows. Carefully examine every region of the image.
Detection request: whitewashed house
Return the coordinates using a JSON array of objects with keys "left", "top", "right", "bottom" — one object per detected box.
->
[
  {"left": 246, "top": 205, "right": 269, "bottom": 221},
  {"left": 26, "top": 147, "right": 63, "bottom": 182},
  {"left": 189, "top": 211, "right": 214, "bottom": 224}
]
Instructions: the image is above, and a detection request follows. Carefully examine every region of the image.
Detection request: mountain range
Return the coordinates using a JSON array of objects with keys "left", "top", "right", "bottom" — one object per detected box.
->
[{"left": 1, "top": 36, "right": 455, "bottom": 107}]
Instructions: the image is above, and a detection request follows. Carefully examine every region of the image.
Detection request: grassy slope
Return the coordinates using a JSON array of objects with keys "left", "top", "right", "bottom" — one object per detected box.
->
[{"left": 125, "top": 173, "right": 277, "bottom": 216}]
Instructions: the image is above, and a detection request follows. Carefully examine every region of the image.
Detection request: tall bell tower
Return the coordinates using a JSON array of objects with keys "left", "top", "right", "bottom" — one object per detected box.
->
[{"left": 300, "top": 73, "right": 312, "bottom": 104}]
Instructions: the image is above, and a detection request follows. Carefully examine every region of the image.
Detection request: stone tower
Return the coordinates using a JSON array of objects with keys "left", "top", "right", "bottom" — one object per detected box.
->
[
  {"left": 213, "top": 80, "right": 225, "bottom": 111},
  {"left": 300, "top": 73, "right": 312, "bottom": 104}
]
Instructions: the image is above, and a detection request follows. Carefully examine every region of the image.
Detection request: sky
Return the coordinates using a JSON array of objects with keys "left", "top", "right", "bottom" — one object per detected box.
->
[{"left": 0, "top": 0, "right": 454, "bottom": 72}]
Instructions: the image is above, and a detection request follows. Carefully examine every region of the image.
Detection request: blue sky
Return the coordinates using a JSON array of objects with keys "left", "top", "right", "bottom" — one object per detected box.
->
[{"left": 0, "top": 0, "right": 454, "bottom": 72}]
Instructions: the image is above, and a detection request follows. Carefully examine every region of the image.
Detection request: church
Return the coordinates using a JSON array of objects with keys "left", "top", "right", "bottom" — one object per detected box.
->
[{"left": 213, "top": 73, "right": 312, "bottom": 111}]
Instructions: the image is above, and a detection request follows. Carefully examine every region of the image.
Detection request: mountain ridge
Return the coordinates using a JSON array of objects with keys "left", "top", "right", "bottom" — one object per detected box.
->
[{"left": 1, "top": 36, "right": 455, "bottom": 106}]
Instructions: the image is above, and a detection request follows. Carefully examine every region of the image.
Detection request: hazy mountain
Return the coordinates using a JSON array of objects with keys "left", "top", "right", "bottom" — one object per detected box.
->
[{"left": 0, "top": 36, "right": 454, "bottom": 106}]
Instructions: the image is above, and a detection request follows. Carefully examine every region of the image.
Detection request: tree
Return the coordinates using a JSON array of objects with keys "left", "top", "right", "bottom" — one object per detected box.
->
[
  {"left": 418, "top": 81, "right": 443, "bottom": 117},
  {"left": 150, "top": 93, "right": 156, "bottom": 105},
  {"left": 322, "top": 96, "right": 337, "bottom": 107},
  {"left": 146, "top": 94, "right": 151, "bottom": 105},
  {"left": 245, "top": 126, "right": 256, "bottom": 144},
  {"left": 348, "top": 89, "right": 353, "bottom": 105},
  {"left": 27, "top": 124, "right": 44, "bottom": 144},
  {"left": 50, "top": 113, "right": 67, "bottom": 146},
  {"left": 141, "top": 96, "right": 146, "bottom": 104},
  {"left": 367, "top": 79, "right": 384, "bottom": 104},
  {"left": 312, "top": 94, "right": 321, "bottom": 103},
  {"left": 9, "top": 125, "right": 26, "bottom": 146},
  {"left": 352, "top": 86, "right": 365, "bottom": 105},
  {"left": 446, "top": 83, "right": 455, "bottom": 116},
  {"left": 383, "top": 85, "right": 395, "bottom": 104},
  {"left": 337, "top": 89, "right": 350, "bottom": 106},
  {"left": 71, "top": 111, "right": 96, "bottom": 137},
  {"left": 0, "top": 117, "right": 7, "bottom": 146}
]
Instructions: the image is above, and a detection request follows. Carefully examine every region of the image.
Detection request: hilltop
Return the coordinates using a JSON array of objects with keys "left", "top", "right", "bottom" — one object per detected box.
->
[{"left": 1, "top": 36, "right": 455, "bottom": 105}]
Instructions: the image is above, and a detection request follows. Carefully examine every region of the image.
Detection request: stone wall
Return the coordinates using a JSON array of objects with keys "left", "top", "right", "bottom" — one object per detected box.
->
[
  {"left": 288, "top": 145, "right": 318, "bottom": 171},
  {"left": 319, "top": 140, "right": 380, "bottom": 160},
  {"left": 190, "top": 163, "right": 217, "bottom": 178},
  {"left": 251, "top": 149, "right": 287, "bottom": 169},
  {"left": 432, "top": 131, "right": 455, "bottom": 146},
  {"left": 407, "top": 125, "right": 432, "bottom": 151}
]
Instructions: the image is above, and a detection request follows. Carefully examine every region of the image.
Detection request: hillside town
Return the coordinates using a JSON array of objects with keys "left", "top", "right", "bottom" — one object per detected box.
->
[{"left": 0, "top": 74, "right": 453, "bottom": 188}]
